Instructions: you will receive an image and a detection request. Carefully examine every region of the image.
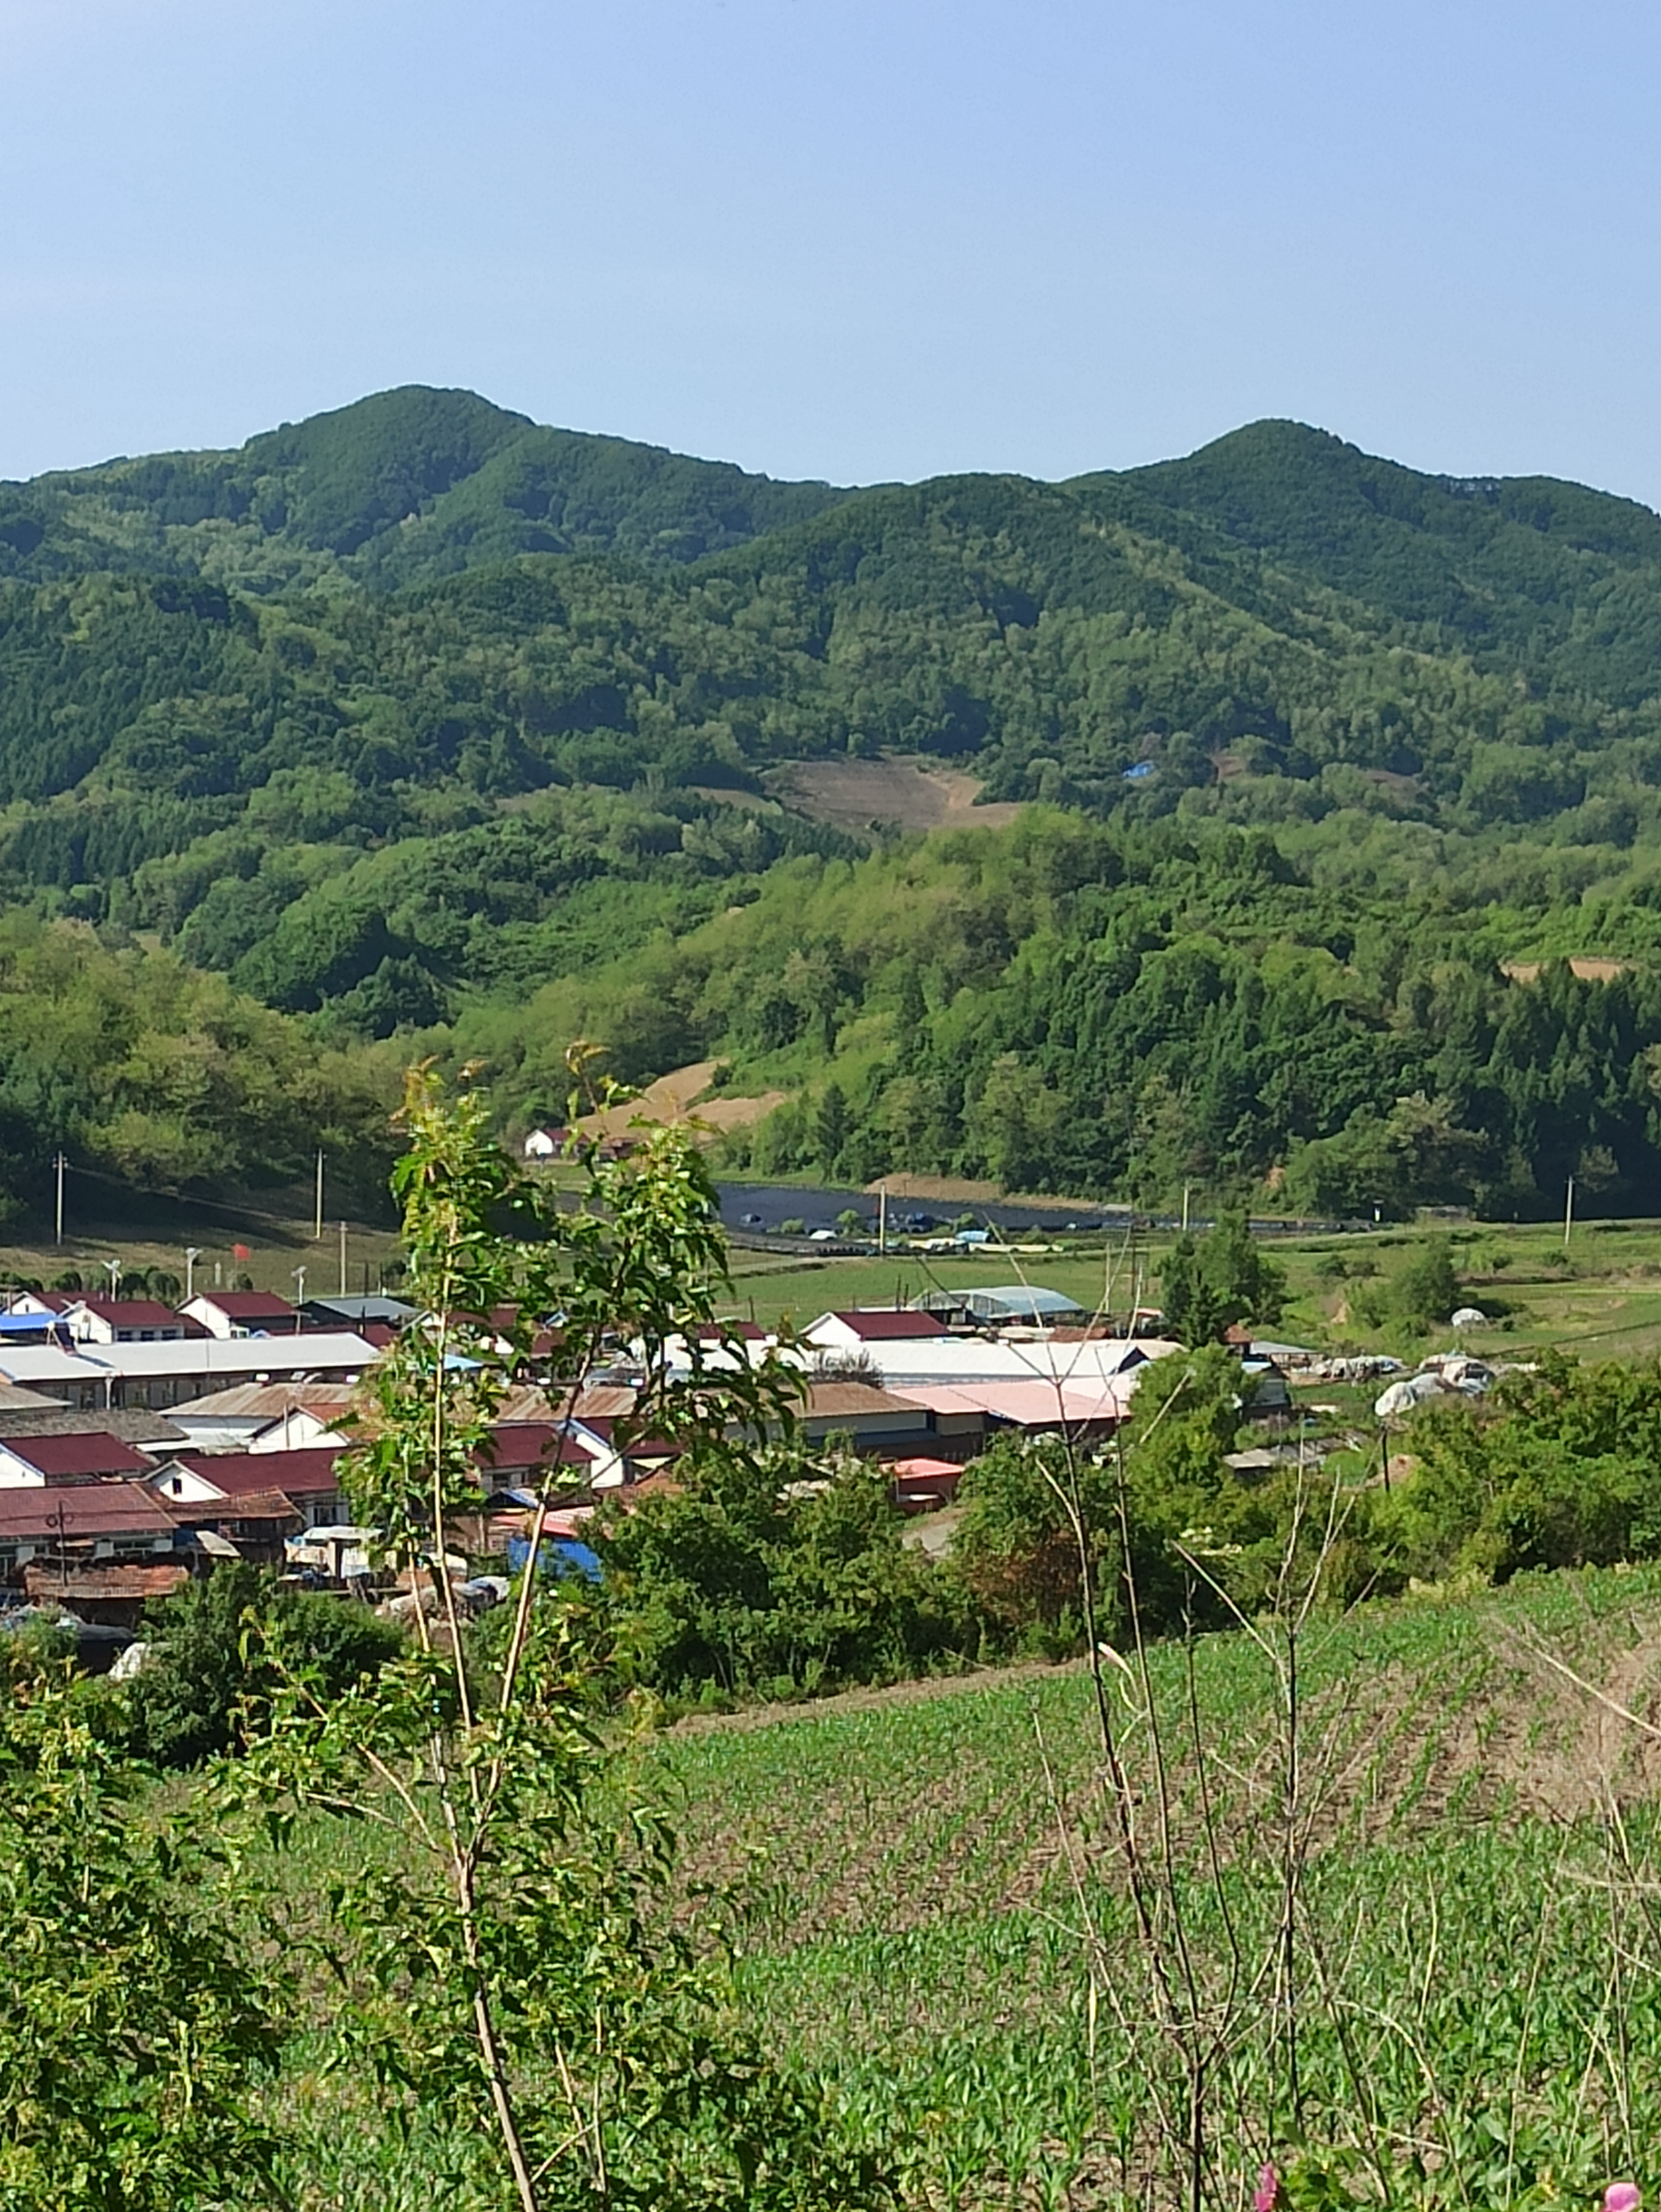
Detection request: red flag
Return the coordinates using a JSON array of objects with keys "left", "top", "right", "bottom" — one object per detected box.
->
[{"left": 232, "top": 1243, "right": 252, "bottom": 1262}]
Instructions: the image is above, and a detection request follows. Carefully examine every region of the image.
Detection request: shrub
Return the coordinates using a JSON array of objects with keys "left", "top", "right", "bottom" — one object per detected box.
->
[{"left": 128, "top": 1563, "right": 403, "bottom": 1768}]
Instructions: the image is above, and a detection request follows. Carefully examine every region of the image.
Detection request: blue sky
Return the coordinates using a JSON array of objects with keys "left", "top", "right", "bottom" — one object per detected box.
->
[{"left": 3, "top": 0, "right": 1661, "bottom": 502}]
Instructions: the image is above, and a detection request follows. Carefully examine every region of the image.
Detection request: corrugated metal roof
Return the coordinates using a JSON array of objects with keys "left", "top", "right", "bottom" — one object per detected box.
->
[
  {"left": 187, "top": 1292, "right": 297, "bottom": 1321},
  {"left": 897, "top": 1380, "right": 1132, "bottom": 1427},
  {"left": 0, "top": 1485, "right": 178, "bottom": 1538},
  {"left": 24, "top": 1562, "right": 188, "bottom": 1600},
  {"left": 0, "top": 1335, "right": 378, "bottom": 1384},
  {"left": 167, "top": 1382, "right": 359, "bottom": 1418},
  {"left": 72, "top": 1298, "right": 196, "bottom": 1329},
  {"left": 0, "top": 1430, "right": 155, "bottom": 1478},
  {"left": 808, "top": 1310, "right": 950, "bottom": 1342},
  {"left": 799, "top": 1381, "right": 930, "bottom": 1417},
  {"left": 160, "top": 1488, "right": 304, "bottom": 1527},
  {"left": 0, "top": 1382, "right": 69, "bottom": 1413},
  {"left": 172, "top": 1448, "right": 343, "bottom": 1497},
  {"left": 871, "top": 1338, "right": 1167, "bottom": 1389}
]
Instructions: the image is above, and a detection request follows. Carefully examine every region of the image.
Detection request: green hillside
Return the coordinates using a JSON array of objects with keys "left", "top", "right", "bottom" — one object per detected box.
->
[
  {"left": 9, "top": 392, "right": 1661, "bottom": 1221},
  {"left": 1113, "top": 418, "right": 1661, "bottom": 700},
  {"left": 0, "top": 385, "right": 850, "bottom": 595},
  {"left": 662, "top": 1561, "right": 1661, "bottom": 2207}
]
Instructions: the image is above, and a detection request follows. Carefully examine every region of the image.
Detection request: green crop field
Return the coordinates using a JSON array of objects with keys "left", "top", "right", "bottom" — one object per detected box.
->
[{"left": 653, "top": 1563, "right": 1661, "bottom": 2207}]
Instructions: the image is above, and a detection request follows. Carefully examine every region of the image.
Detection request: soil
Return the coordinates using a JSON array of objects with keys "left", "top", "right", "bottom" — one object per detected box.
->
[
  {"left": 670, "top": 1651, "right": 1074, "bottom": 1736},
  {"left": 669, "top": 1598, "right": 1661, "bottom": 1932},
  {"left": 576, "top": 1062, "right": 786, "bottom": 1142},
  {"left": 764, "top": 755, "right": 1024, "bottom": 836},
  {"left": 1503, "top": 958, "right": 1634, "bottom": 983}
]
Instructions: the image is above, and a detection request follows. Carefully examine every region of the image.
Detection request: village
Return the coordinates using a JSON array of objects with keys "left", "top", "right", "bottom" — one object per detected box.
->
[{"left": 0, "top": 1271, "right": 1251, "bottom": 1655}]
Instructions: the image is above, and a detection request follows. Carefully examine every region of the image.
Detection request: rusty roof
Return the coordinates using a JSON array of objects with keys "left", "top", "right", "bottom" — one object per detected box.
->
[
  {"left": 158, "top": 1488, "right": 304, "bottom": 1527},
  {"left": 23, "top": 1562, "right": 189, "bottom": 1600},
  {"left": 0, "top": 1484, "right": 178, "bottom": 1539},
  {"left": 799, "top": 1381, "right": 930, "bottom": 1417},
  {"left": 168, "top": 1382, "right": 360, "bottom": 1419}
]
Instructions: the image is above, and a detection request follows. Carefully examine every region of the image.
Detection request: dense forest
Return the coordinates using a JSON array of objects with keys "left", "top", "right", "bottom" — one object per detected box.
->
[{"left": 9, "top": 386, "right": 1661, "bottom": 1218}]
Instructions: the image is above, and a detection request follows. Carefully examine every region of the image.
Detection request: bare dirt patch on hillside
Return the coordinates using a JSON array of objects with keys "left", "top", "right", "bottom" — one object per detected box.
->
[
  {"left": 577, "top": 1061, "right": 786, "bottom": 1142},
  {"left": 766, "top": 756, "right": 1024, "bottom": 836},
  {"left": 1503, "top": 957, "right": 1635, "bottom": 983}
]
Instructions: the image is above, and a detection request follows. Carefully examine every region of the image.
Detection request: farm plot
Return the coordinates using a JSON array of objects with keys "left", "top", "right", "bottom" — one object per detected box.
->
[{"left": 661, "top": 1566, "right": 1661, "bottom": 2206}]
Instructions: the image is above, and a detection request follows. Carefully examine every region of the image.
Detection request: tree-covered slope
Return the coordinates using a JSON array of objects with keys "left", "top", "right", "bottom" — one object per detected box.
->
[
  {"left": 9, "top": 393, "right": 1661, "bottom": 1220},
  {"left": 2, "top": 454, "right": 1656, "bottom": 859},
  {"left": 1105, "top": 420, "right": 1661, "bottom": 703},
  {"left": 0, "top": 386, "right": 851, "bottom": 595}
]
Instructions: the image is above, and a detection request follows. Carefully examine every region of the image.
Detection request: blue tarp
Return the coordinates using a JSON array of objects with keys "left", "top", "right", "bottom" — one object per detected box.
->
[{"left": 505, "top": 1535, "right": 603, "bottom": 1583}]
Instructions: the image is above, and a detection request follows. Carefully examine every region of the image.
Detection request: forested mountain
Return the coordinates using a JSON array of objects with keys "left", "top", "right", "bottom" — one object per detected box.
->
[
  {"left": 0, "top": 387, "right": 850, "bottom": 595},
  {"left": 8, "top": 389, "right": 1661, "bottom": 1222}
]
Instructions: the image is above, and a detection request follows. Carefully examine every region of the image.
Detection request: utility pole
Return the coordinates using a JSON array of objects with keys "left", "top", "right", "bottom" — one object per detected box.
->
[
  {"left": 185, "top": 1247, "right": 202, "bottom": 1300},
  {"left": 314, "top": 1150, "right": 325, "bottom": 1241},
  {"left": 1181, "top": 1182, "right": 1191, "bottom": 1234},
  {"left": 54, "top": 1152, "right": 65, "bottom": 1246},
  {"left": 1563, "top": 1174, "right": 1576, "bottom": 1250},
  {"left": 338, "top": 1219, "right": 348, "bottom": 1297},
  {"left": 292, "top": 1264, "right": 307, "bottom": 1319},
  {"left": 878, "top": 1184, "right": 887, "bottom": 1257}
]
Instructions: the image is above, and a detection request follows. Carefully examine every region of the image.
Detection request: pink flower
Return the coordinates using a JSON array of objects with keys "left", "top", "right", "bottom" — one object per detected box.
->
[
  {"left": 1605, "top": 2188, "right": 1640, "bottom": 2212},
  {"left": 1254, "top": 2164, "right": 1285, "bottom": 2212}
]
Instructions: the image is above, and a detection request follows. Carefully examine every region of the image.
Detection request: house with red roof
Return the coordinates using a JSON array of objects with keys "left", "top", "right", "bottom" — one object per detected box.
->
[
  {"left": 179, "top": 1290, "right": 299, "bottom": 1338},
  {"left": 65, "top": 1298, "right": 200, "bottom": 1345},
  {"left": 145, "top": 1447, "right": 346, "bottom": 1527},
  {"left": 803, "top": 1310, "right": 952, "bottom": 1353},
  {"left": 0, "top": 1430, "right": 158, "bottom": 1486},
  {"left": 0, "top": 1482, "right": 193, "bottom": 1610}
]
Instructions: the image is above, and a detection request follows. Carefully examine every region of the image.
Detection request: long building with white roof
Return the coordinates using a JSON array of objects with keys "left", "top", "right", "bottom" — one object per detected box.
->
[{"left": 0, "top": 1332, "right": 382, "bottom": 1411}]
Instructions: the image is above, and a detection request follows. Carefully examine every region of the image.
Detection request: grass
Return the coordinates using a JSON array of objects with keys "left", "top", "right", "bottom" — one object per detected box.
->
[
  {"left": 725, "top": 1214, "right": 1661, "bottom": 1367},
  {"left": 654, "top": 1561, "right": 1661, "bottom": 2204},
  {"left": 18, "top": 1165, "right": 1661, "bottom": 1367},
  {"left": 0, "top": 1191, "right": 404, "bottom": 1303},
  {"left": 220, "top": 1558, "right": 1661, "bottom": 2205}
]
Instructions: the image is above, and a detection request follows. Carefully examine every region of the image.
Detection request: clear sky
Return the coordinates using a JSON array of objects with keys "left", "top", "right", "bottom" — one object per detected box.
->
[{"left": 4, "top": 0, "right": 1661, "bottom": 503}]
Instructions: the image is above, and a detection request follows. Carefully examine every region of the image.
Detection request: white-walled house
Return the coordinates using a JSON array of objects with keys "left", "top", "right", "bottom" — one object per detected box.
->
[
  {"left": 145, "top": 1446, "right": 345, "bottom": 1528},
  {"left": 802, "top": 1310, "right": 952, "bottom": 1353},
  {"left": 0, "top": 1429, "right": 157, "bottom": 1487},
  {"left": 179, "top": 1291, "right": 299, "bottom": 1338},
  {"left": 64, "top": 1298, "right": 195, "bottom": 1345},
  {"left": 162, "top": 1383, "right": 360, "bottom": 1453}
]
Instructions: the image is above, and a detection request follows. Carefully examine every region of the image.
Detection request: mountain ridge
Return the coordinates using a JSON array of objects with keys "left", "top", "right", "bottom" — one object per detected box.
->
[
  {"left": 0, "top": 384, "right": 853, "bottom": 595},
  {"left": 11, "top": 390, "right": 1661, "bottom": 1216}
]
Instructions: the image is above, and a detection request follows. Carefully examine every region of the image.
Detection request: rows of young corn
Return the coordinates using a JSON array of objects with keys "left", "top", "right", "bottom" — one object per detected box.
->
[{"left": 664, "top": 1564, "right": 1661, "bottom": 2207}]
